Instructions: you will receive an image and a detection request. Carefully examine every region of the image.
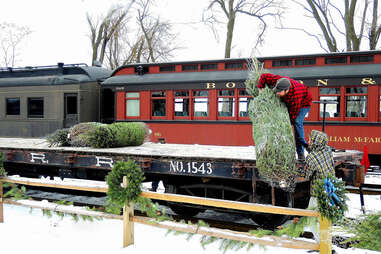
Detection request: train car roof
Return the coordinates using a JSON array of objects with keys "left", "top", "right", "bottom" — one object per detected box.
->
[
  {"left": 102, "top": 70, "right": 249, "bottom": 86},
  {"left": 0, "top": 64, "right": 111, "bottom": 87},
  {"left": 102, "top": 63, "right": 381, "bottom": 87}
]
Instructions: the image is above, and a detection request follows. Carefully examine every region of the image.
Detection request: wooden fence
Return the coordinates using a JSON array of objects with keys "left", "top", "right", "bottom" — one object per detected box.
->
[{"left": 0, "top": 176, "right": 332, "bottom": 254}]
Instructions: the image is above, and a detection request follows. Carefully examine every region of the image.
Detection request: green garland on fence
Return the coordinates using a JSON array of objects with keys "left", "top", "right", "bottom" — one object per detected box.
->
[
  {"left": 0, "top": 152, "right": 6, "bottom": 177},
  {"left": 313, "top": 174, "right": 348, "bottom": 223}
]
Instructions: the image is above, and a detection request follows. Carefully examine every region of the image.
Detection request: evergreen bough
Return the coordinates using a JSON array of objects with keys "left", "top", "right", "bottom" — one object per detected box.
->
[
  {"left": 245, "top": 58, "right": 296, "bottom": 189},
  {"left": 343, "top": 211, "right": 381, "bottom": 251},
  {"left": 0, "top": 152, "right": 6, "bottom": 177}
]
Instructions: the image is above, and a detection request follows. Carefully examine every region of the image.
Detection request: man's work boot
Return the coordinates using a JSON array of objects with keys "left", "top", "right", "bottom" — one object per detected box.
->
[{"left": 298, "top": 153, "right": 305, "bottom": 161}]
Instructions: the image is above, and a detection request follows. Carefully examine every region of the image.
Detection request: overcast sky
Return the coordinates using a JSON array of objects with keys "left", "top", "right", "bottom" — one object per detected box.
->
[{"left": 0, "top": 0, "right": 322, "bottom": 68}]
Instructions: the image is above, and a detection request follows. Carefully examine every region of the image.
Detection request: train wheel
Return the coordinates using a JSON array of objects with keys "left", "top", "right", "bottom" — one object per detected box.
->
[
  {"left": 250, "top": 188, "right": 294, "bottom": 229},
  {"left": 165, "top": 184, "right": 205, "bottom": 217}
]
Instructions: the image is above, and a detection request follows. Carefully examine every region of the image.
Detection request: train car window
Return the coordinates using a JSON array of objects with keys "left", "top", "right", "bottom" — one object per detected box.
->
[
  {"left": 174, "top": 91, "right": 190, "bottom": 117},
  {"left": 238, "top": 89, "right": 251, "bottom": 117},
  {"left": 159, "top": 65, "right": 175, "bottom": 72},
  {"left": 350, "top": 55, "right": 374, "bottom": 63},
  {"left": 126, "top": 92, "right": 140, "bottom": 117},
  {"left": 325, "top": 56, "right": 347, "bottom": 64},
  {"left": 182, "top": 64, "right": 198, "bottom": 71},
  {"left": 225, "top": 62, "right": 243, "bottom": 69},
  {"left": 6, "top": 98, "right": 20, "bottom": 115},
  {"left": 345, "top": 87, "right": 367, "bottom": 118},
  {"left": 272, "top": 59, "right": 292, "bottom": 67},
  {"left": 193, "top": 90, "right": 209, "bottom": 117},
  {"left": 319, "top": 88, "right": 340, "bottom": 118},
  {"left": 295, "top": 58, "right": 316, "bottom": 66},
  {"left": 151, "top": 91, "right": 166, "bottom": 117},
  {"left": 218, "top": 90, "right": 235, "bottom": 117},
  {"left": 200, "top": 63, "right": 217, "bottom": 70},
  {"left": 27, "top": 97, "right": 44, "bottom": 118},
  {"left": 320, "top": 87, "right": 340, "bottom": 94}
]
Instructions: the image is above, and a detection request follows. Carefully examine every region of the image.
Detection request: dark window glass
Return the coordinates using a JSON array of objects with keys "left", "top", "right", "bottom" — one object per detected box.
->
[
  {"left": 182, "top": 65, "right": 198, "bottom": 71},
  {"left": 295, "top": 58, "right": 316, "bottom": 66},
  {"left": 159, "top": 65, "right": 175, "bottom": 72},
  {"left": 350, "top": 55, "right": 373, "bottom": 63},
  {"left": 325, "top": 57, "right": 347, "bottom": 64},
  {"left": 346, "top": 87, "right": 367, "bottom": 94},
  {"left": 225, "top": 62, "right": 243, "bottom": 69},
  {"left": 239, "top": 89, "right": 249, "bottom": 96},
  {"left": 28, "top": 97, "right": 44, "bottom": 118},
  {"left": 151, "top": 91, "right": 166, "bottom": 117},
  {"left": 152, "top": 91, "right": 166, "bottom": 97},
  {"left": 320, "top": 87, "right": 340, "bottom": 94},
  {"left": 346, "top": 96, "right": 367, "bottom": 117},
  {"left": 66, "top": 96, "right": 77, "bottom": 114},
  {"left": 193, "top": 90, "right": 208, "bottom": 96},
  {"left": 6, "top": 98, "right": 20, "bottom": 115},
  {"left": 175, "top": 91, "right": 189, "bottom": 97},
  {"left": 272, "top": 59, "right": 292, "bottom": 67},
  {"left": 218, "top": 90, "right": 234, "bottom": 96},
  {"left": 152, "top": 100, "right": 166, "bottom": 116},
  {"left": 200, "top": 63, "right": 217, "bottom": 70}
]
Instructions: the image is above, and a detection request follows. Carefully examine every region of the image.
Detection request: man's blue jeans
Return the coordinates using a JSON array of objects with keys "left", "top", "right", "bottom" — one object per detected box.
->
[{"left": 294, "top": 107, "right": 310, "bottom": 157}]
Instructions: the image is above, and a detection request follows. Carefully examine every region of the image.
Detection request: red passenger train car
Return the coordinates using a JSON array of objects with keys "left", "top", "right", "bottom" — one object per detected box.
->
[{"left": 101, "top": 51, "right": 381, "bottom": 163}]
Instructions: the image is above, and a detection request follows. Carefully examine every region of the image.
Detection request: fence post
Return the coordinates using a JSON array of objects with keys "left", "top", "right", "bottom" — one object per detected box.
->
[
  {"left": 122, "top": 176, "right": 134, "bottom": 248},
  {"left": 319, "top": 216, "right": 332, "bottom": 254},
  {"left": 0, "top": 181, "right": 3, "bottom": 223}
]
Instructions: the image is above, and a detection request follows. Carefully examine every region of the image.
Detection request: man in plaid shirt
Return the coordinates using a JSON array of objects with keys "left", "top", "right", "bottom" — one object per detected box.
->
[{"left": 257, "top": 73, "right": 312, "bottom": 160}]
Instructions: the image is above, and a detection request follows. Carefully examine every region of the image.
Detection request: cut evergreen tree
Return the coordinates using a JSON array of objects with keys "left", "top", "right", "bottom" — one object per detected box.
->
[{"left": 245, "top": 58, "right": 297, "bottom": 189}]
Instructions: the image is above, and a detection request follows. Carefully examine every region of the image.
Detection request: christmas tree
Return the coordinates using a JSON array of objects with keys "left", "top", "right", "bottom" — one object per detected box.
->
[{"left": 245, "top": 59, "right": 297, "bottom": 189}]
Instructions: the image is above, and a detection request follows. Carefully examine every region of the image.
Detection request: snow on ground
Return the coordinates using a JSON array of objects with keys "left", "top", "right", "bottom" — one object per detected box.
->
[{"left": 0, "top": 175, "right": 380, "bottom": 254}]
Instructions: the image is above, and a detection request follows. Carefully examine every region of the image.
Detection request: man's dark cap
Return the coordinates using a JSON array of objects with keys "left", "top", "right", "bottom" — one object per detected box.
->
[{"left": 273, "top": 78, "right": 291, "bottom": 92}]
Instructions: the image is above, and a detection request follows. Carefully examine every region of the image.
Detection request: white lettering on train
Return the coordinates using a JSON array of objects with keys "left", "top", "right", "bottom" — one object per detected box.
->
[
  {"left": 95, "top": 156, "right": 114, "bottom": 168},
  {"left": 30, "top": 153, "right": 48, "bottom": 163}
]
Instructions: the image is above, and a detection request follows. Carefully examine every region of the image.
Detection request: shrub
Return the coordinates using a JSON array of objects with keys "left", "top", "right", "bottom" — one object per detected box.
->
[{"left": 46, "top": 128, "right": 70, "bottom": 147}]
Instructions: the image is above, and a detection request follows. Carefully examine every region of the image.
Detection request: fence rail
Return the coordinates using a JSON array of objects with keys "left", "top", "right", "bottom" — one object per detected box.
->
[{"left": 0, "top": 176, "right": 331, "bottom": 254}]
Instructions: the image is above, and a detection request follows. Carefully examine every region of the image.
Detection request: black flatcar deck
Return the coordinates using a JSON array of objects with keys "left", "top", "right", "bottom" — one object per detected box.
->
[{"left": 0, "top": 138, "right": 363, "bottom": 185}]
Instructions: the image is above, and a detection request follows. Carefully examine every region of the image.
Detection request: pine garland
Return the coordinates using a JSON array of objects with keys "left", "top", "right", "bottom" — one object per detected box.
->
[
  {"left": 0, "top": 152, "right": 6, "bottom": 177},
  {"left": 313, "top": 174, "right": 348, "bottom": 223},
  {"left": 341, "top": 211, "right": 381, "bottom": 251}
]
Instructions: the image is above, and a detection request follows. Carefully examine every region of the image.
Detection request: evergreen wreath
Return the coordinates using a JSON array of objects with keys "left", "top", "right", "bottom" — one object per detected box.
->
[
  {"left": 313, "top": 174, "right": 348, "bottom": 223},
  {"left": 106, "top": 160, "right": 145, "bottom": 207}
]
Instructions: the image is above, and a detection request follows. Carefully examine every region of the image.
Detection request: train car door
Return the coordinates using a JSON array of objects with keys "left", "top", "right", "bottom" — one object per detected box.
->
[{"left": 64, "top": 93, "right": 78, "bottom": 128}]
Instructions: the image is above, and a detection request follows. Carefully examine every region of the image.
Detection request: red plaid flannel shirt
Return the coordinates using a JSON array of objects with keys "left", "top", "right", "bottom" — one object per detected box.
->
[{"left": 257, "top": 73, "right": 312, "bottom": 123}]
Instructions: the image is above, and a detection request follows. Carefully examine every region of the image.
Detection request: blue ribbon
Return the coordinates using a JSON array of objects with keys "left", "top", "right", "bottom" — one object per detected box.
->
[{"left": 324, "top": 178, "right": 341, "bottom": 206}]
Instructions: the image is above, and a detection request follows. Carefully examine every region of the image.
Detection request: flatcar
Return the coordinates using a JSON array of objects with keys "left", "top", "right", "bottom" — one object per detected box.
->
[
  {"left": 101, "top": 50, "right": 381, "bottom": 164},
  {"left": 0, "top": 63, "right": 111, "bottom": 137}
]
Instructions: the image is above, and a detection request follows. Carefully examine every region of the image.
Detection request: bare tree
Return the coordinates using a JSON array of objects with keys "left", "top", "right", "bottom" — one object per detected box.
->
[
  {"left": 134, "top": 0, "right": 180, "bottom": 63},
  {"left": 87, "top": 2, "right": 135, "bottom": 66},
  {"left": 290, "top": 0, "right": 381, "bottom": 52},
  {"left": 369, "top": 0, "right": 381, "bottom": 49},
  {"left": 92, "top": 0, "right": 180, "bottom": 69},
  {"left": 0, "top": 22, "right": 31, "bottom": 67},
  {"left": 203, "top": 0, "right": 283, "bottom": 58}
]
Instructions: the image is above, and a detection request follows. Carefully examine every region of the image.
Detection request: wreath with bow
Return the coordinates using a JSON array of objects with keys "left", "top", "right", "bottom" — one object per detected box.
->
[{"left": 313, "top": 174, "right": 348, "bottom": 223}]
